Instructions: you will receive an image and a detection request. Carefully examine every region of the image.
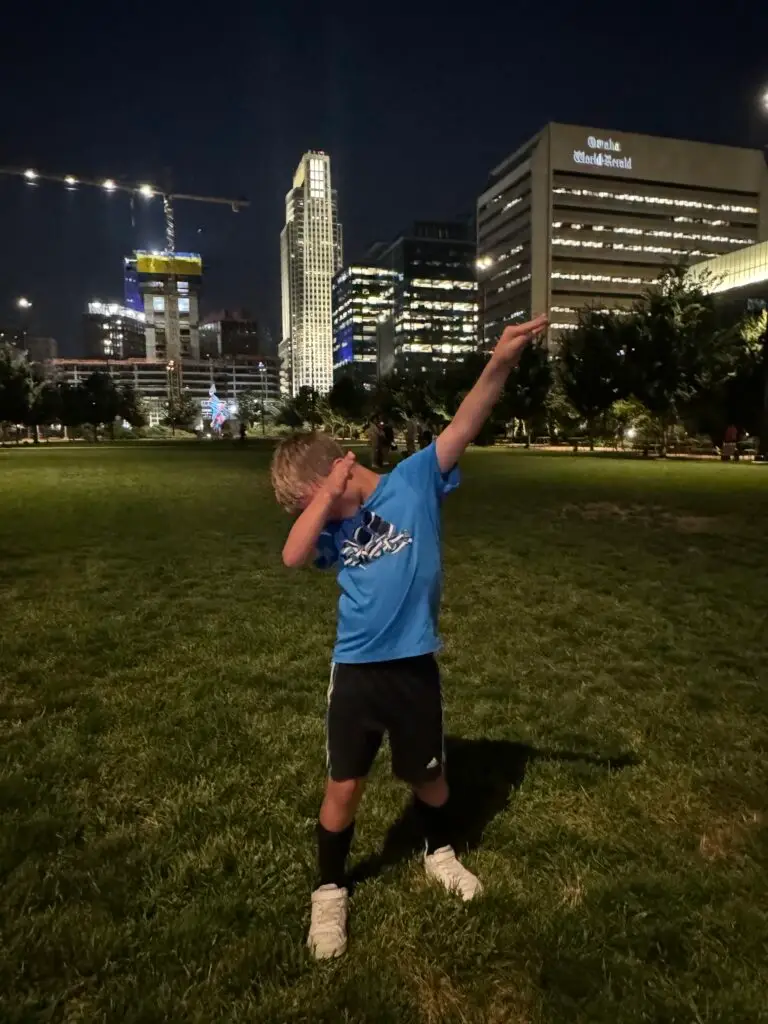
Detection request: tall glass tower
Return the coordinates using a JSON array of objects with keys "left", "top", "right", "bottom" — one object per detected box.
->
[{"left": 280, "top": 152, "right": 343, "bottom": 395}]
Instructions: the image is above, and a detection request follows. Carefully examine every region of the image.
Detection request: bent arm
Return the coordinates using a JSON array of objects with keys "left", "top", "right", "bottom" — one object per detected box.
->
[
  {"left": 282, "top": 490, "right": 335, "bottom": 568},
  {"left": 435, "top": 354, "right": 512, "bottom": 473}
]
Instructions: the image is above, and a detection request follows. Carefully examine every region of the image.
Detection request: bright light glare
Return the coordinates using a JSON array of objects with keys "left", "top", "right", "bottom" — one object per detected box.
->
[
  {"left": 761, "top": 88, "right": 768, "bottom": 113},
  {"left": 65, "top": 175, "right": 77, "bottom": 185},
  {"left": 626, "top": 428, "right": 637, "bottom": 440},
  {"left": 102, "top": 179, "right": 117, "bottom": 191},
  {"left": 138, "top": 184, "right": 154, "bottom": 198},
  {"left": 16, "top": 297, "right": 32, "bottom": 309},
  {"left": 24, "top": 169, "right": 37, "bottom": 180}
]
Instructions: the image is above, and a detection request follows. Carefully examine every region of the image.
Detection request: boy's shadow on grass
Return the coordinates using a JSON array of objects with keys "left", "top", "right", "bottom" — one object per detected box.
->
[{"left": 348, "top": 736, "right": 639, "bottom": 889}]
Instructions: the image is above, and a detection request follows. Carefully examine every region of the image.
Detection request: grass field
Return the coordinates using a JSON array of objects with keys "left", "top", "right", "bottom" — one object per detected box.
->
[{"left": 1, "top": 443, "right": 767, "bottom": 1023}]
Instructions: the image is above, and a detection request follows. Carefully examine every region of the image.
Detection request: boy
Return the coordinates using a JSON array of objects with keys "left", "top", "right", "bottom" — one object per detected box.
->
[{"left": 271, "top": 315, "right": 548, "bottom": 959}]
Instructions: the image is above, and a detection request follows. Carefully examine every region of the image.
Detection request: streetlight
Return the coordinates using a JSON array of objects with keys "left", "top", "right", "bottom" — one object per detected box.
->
[
  {"left": 16, "top": 297, "right": 32, "bottom": 309},
  {"left": 102, "top": 179, "right": 116, "bottom": 191},
  {"left": 138, "top": 184, "right": 154, "bottom": 198},
  {"left": 258, "top": 361, "right": 267, "bottom": 435},
  {"left": 757, "top": 87, "right": 768, "bottom": 460},
  {"left": 23, "top": 168, "right": 37, "bottom": 180}
]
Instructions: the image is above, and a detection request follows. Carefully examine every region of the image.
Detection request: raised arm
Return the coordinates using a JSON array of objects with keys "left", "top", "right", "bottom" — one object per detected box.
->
[
  {"left": 282, "top": 452, "right": 355, "bottom": 568},
  {"left": 435, "top": 315, "right": 548, "bottom": 473}
]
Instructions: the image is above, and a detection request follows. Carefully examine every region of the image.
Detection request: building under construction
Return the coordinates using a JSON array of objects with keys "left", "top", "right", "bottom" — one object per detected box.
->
[{"left": 124, "top": 250, "right": 203, "bottom": 361}]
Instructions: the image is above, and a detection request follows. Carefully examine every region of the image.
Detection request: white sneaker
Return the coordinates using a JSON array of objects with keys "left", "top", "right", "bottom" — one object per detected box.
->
[
  {"left": 424, "top": 846, "right": 483, "bottom": 901},
  {"left": 307, "top": 884, "right": 348, "bottom": 959}
]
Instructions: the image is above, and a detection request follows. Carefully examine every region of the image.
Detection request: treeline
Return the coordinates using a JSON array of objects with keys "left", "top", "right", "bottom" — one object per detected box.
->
[
  {"left": 279, "top": 268, "right": 767, "bottom": 456},
  {"left": 0, "top": 350, "right": 148, "bottom": 443}
]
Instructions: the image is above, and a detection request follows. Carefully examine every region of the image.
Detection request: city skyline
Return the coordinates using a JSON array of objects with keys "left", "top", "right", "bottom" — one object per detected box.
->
[{"left": 2, "top": 4, "right": 768, "bottom": 354}]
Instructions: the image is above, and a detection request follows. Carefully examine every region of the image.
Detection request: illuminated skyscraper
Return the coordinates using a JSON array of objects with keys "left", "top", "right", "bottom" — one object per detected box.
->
[
  {"left": 374, "top": 221, "right": 478, "bottom": 376},
  {"left": 280, "top": 152, "right": 343, "bottom": 394},
  {"left": 332, "top": 265, "right": 396, "bottom": 383}
]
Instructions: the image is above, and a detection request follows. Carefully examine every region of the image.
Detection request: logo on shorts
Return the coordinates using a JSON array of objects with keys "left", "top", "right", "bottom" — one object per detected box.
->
[{"left": 340, "top": 509, "right": 412, "bottom": 568}]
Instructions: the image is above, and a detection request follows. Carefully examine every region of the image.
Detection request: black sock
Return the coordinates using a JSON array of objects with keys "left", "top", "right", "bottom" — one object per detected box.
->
[
  {"left": 316, "top": 820, "right": 355, "bottom": 888},
  {"left": 413, "top": 797, "right": 452, "bottom": 854}
]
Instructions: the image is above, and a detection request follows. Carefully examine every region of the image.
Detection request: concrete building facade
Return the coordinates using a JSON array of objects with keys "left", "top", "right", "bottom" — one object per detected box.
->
[{"left": 477, "top": 123, "right": 768, "bottom": 346}]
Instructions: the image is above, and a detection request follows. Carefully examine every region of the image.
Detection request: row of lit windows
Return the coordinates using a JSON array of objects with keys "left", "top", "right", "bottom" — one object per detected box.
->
[
  {"left": 399, "top": 342, "right": 476, "bottom": 354},
  {"left": 552, "top": 222, "right": 747, "bottom": 245},
  {"left": 550, "top": 304, "right": 631, "bottom": 317},
  {"left": 410, "top": 278, "right": 477, "bottom": 291},
  {"left": 495, "top": 272, "right": 532, "bottom": 294},
  {"left": 494, "top": 260, "right": 524, "bottom": 281},
  {"left": 551, "top": 271, "right": 646, "bottom": 285},
  {"left": 552, "top": 237, "right": 719, "bottom": 258},
  {"left": 553, "top": 185, "right": 757, "bottom": 215}
]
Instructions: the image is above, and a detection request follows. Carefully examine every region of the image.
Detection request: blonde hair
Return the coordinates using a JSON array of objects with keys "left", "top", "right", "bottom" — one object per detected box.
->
[{"left": 271, "top": 432, "right": 345, "bottom": 512}]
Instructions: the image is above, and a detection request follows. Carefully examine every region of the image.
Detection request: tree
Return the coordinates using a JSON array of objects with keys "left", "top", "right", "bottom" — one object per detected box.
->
[
  {"left": 164, "top": 391, "right": 199, "bottom": 433},
  {"left": 59, "top": 382, "right": 89, "bottom": 439},
  {"left": 236, "top": 390, "right": 258, "bottom": 428},
  {"left": 0, "top": 346, "right": 33, "bottom": 444},
  {"left": 501, "top": 342, "right": 552, "bottom": 445},
  {"left": 26, "top": 376, "right": 63, "bottom": 442},
  {"left": 560, "top": 309, "right": 629, "bottom": 449},
  {"left": 328, "top": 375, "right": 367, "bottom": 432},
  {"left": 78, "top": 372, "right": 122, "bottom": 441},
  {"left": 624, "top": 266, "right": 745, "bottom": 456},
  {"left": 545, "top": 377, "right": 582, "bottom": 442},
  {"left": 118, "top": 385, "right": 148, "bottom": 430}
]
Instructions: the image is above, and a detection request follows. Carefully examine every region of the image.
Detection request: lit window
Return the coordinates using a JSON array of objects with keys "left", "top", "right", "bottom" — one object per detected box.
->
[
  {"left": 179, "top": 297, "right": 190, "bottom": 313},
  {"left": 152, "top": 296, "right": 165, "bottom": 312}
]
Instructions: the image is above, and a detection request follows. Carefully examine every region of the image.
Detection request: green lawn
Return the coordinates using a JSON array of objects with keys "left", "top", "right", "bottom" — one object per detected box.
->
[{"left": 1, "top": 443, "right": 767, "bottom": 1023}]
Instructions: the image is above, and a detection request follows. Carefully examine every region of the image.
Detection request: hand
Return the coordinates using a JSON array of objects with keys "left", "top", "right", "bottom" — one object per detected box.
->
[
  {"left": 322, "top": 451, "right": 356, "bottom": 500},
  {"left": 493, "top": 314, "right": 549, "bottom": 366}
]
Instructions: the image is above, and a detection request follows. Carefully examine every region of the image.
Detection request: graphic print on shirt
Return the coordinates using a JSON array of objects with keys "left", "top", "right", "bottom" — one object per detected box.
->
[{"left": 339, "top": 509, "right": 412, "bottom": 568}]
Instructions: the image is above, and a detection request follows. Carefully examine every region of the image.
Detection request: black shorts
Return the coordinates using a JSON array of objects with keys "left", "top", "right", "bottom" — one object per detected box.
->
[{"left": 326, "top": 654, "right": 444, "bottom": 785}]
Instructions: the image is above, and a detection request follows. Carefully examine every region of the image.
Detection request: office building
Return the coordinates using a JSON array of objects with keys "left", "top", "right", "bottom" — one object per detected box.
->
[
  {"left": 280, "top": 151, "right": 343, "bottom": 394},
  {"left": 688, "top": 239, "right": 768, "bottom": 304},
  {"left": 374, "top": 221, "right": 478, "bottom": 376},
  {"left": 49, "top": 355, "right": 280, "bottom": 428},
  {"left": 127, "top": 250, "right": 203, "bottom": 361},
  {"left": 199, "top": 311, "right": 263, "bottom": 360},
  {"left": 476, "top": 122, "right": 768, "bottom": 346},
  {"left": 332, "top": 265, "right": 396, "bottom": 382},
  {"left": 82, "top": 302, "right": 146, "bottom": 359}
]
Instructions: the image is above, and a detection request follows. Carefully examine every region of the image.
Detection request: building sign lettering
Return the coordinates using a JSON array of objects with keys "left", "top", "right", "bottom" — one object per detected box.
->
[{"left": 573, "top": 135, "right": 632, "bottom": 170}]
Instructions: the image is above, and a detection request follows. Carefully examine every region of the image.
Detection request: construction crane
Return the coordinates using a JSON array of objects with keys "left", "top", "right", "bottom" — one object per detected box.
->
[{"left": 0, "top": 166, "right": 249, "bottom": 389}]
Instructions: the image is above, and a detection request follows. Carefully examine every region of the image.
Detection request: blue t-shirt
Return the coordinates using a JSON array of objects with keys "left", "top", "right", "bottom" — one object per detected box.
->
[{"left": 316, "top": 442, "right": 459, "bottom": 664}]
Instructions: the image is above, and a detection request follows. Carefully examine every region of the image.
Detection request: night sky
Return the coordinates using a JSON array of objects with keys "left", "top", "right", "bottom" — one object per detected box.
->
[{"left": 2, "top": 1, "right": 767, "bottom": 356}]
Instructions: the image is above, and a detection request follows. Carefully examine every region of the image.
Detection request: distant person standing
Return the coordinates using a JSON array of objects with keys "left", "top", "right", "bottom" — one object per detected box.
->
[
  {"left": 383, "top": 423, "right": 395, "bottom": 462},
  {"left": 420, "top": 428, "right": 433, "bottom": 450},
  {"left": 368, "top": 420, "right": 381, "bottom": 468},
  {"left": 723, "top": 424, "right": 738, "bottom": 461},
  {"left": 405, "top": 419, "right": 417, "bottom": 457}
]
